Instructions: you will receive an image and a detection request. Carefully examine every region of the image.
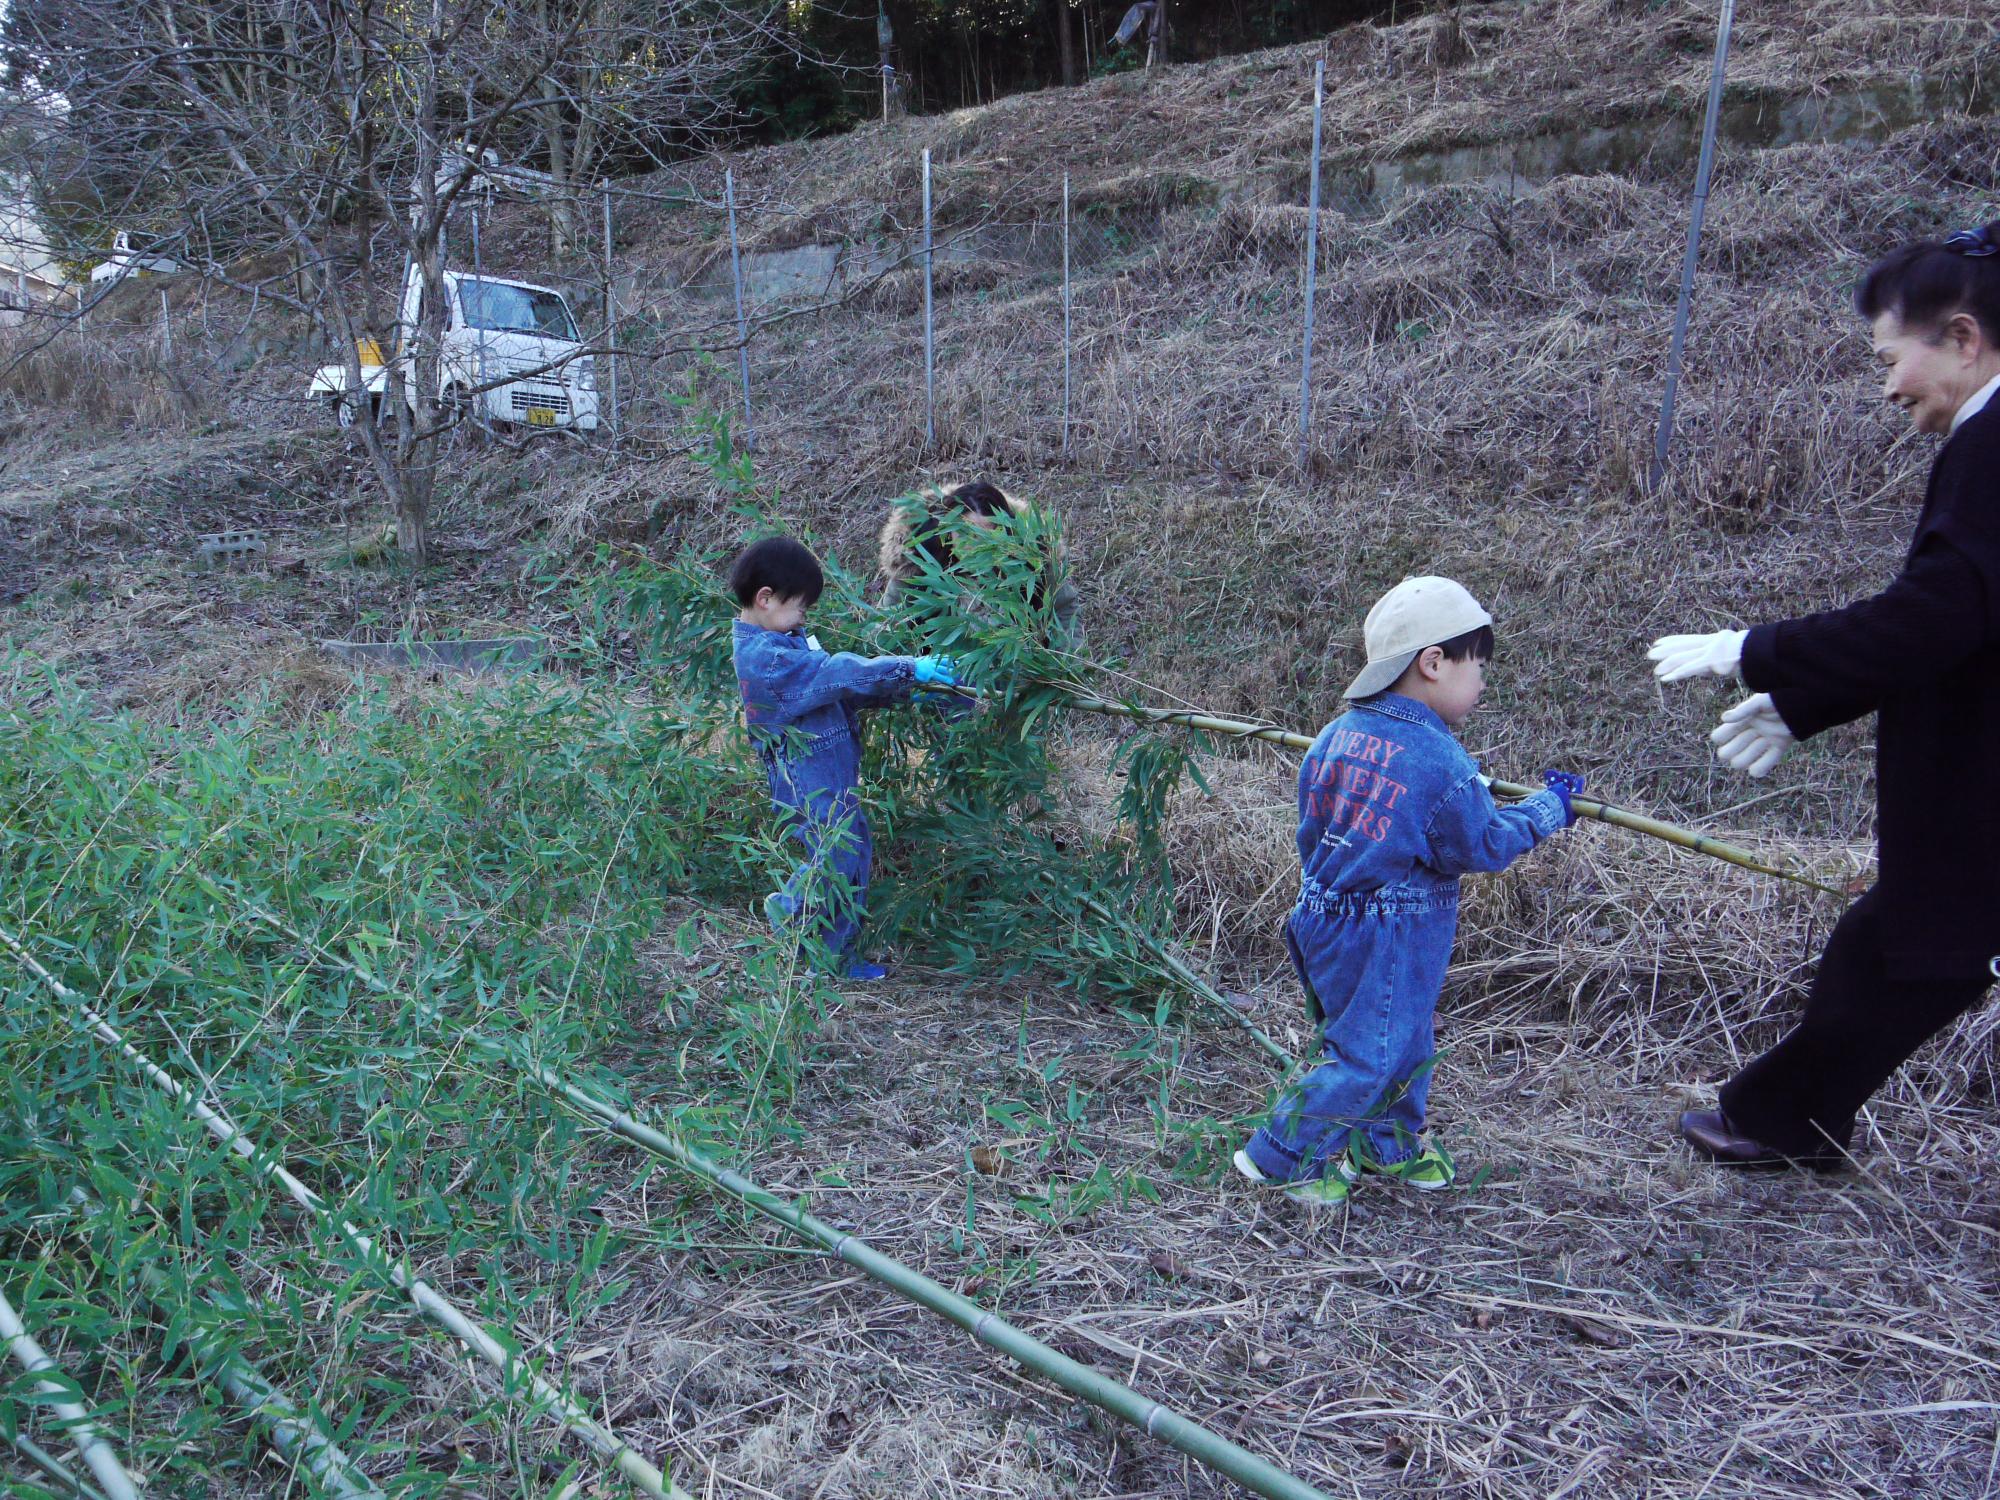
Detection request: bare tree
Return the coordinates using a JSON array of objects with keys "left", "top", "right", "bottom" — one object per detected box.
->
[{"left": 2, "top": 0, "right": 781, "bottom": 562}]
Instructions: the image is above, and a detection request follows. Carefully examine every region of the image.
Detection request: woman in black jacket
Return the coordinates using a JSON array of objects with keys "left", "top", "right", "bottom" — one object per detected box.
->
[{"left": 1649, "top": 220, "right": 2000, "bottom": 1169}]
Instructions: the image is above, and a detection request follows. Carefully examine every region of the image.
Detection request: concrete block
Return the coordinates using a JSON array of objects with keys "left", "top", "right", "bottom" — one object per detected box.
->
[{"left": 196, "top": 530, "right": 267, "bottom": 566}]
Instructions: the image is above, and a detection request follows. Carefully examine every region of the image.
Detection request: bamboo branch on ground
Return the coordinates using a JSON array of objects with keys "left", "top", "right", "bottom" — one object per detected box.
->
[
  {"left": 225, "top": 890, "right": 1342, "bottom": 1500},
  {"left": 0, "top": 1284, "right": 143, "bottom": 1500},
  {"left": 3, "top": 1425, "right": 109, "bottom": 1500},
  {"left": 1066, "top": 886, "right": 1293, "bottom": 1071},
  {"left": 1051, "top": 691, "right": 1846, "bottom": 896},
  {"left": 128, "top": 1263, "right": 386, "bottom": 1500},
  {"left": 0, "top": 924, "right": 692, "bottom": 1500}
]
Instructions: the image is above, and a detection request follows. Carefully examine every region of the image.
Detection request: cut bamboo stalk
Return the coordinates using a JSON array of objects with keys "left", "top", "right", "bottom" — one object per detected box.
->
[
  {"left": 67, "top": 1184, "right": 382, "bottom": 1500},
  {"left": 130, "top": 1264, "right": 385, "bottom": 1500},
  {"left": 1066, "top": 887, "right": 1292, "bottom": 1071},
  {"left": 0, "top": 1284, "right": 143, "bottom": 1500},
  {"left": 231, "top": 895, "right": 1341, "bottom": 1500},
  {"left": 1053, "top": 691, "right": 1844, "bottom": 896},
  {"left": 67, "top": 1179, "right": 383, "bottom": 1500},
  {"left": 4, "top": 1424, "right": 109, "bottom": 1500},
  {"left": 0, "top": 925, "right": 691, "bottom": 1500}
]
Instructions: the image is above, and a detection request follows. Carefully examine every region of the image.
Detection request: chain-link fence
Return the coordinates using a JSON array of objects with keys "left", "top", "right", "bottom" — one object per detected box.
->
[
  {"left": 593, "top": 76, "right": 1422, "bottom": 483},
  {"left": 0, "top": 12, "right": 1745, "bottom": 487}
]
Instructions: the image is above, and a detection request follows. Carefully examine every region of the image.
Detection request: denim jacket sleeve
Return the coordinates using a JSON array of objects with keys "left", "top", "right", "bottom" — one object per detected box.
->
[
  {"left": 755, "top": 646, "right": 917, "bottom": 722},
  {"left": 1424, "top": 776, "right": 1565, "bottom": 876}
]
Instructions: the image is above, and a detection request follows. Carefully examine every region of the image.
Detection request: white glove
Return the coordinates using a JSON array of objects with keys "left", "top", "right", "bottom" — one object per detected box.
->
[
  {"left": 1709, "top": 692, "right": 1794, "bottom": 778},
  {"left": 1649, "top": 629, "right": 1748, "bottom": 682}
]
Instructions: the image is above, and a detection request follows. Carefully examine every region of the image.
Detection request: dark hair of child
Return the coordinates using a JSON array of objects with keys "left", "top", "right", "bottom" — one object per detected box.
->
[
  {"left": 729, "top": 536, "right": 824, "bottom": 607},
  {"left": 1855, "top": 220, "right": 2000, "bottom": 344},
  {"left": 1433, "top": 623, "right": 1495, "bottom": 663}
]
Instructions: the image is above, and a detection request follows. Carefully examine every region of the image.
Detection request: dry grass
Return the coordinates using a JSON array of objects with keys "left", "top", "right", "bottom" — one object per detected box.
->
[
  {"left": 0, "top": 323, "right": 200, "bottom": 431},
  {"left": 4, "top": 5, "right": 2000, "bottom": 1495},
  {"left": 526, "top": 894, "right": 2000, "bottom": 1499}
]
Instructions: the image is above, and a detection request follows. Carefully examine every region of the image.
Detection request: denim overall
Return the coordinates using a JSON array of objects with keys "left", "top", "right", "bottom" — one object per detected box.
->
[
  {"left": 1243, "top": 693, "right": 1566, "bottom": 1182},
  {"left": 733, "top": 622, "right": 916, "bottom": 965}
]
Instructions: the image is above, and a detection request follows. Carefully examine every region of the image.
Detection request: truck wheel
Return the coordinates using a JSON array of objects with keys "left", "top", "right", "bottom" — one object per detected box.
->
[{"left": 333, "top": 394, "right": 357, "bottom": 428}]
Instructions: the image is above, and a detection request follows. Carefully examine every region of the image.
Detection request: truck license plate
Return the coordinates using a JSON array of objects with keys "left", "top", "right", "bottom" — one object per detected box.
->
[{"left": 526, "top": 407, "right": 556, "bottom": 426}]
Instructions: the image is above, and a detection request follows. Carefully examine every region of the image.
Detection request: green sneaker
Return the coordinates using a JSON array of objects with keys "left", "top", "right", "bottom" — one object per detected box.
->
[
  {"left": 1282, "top": 1171, "right": 1354, "bottom": 1207},
  {"left": 1233, "top": 1149, "right": 1356, "bottom": 1207},
  {"left": 1365, "top": 1142, "right": 1456, "bottom": 1191}
]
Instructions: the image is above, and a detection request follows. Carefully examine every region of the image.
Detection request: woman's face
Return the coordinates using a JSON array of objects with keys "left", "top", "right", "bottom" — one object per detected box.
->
[{"left": 1871, "top": 310, "right": 1993, "bottom": 435}]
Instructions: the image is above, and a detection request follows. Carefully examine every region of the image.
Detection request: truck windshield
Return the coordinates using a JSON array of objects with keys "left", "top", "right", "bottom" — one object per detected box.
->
[{"left": 457, "top": 279, "right": 578, "bottom": 340}]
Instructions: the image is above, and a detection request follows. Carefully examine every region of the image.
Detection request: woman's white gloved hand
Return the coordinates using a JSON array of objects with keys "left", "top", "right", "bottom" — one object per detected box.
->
[
  {"left": 1710, "top": 692, "right": 1795, "bottom": 778},
  {"left": 1648, "top": 628, "right": 1749, "bottom": 682}
]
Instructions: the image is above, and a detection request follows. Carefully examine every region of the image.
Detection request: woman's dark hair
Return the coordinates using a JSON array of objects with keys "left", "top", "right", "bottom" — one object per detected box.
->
[
  {"left": 1433, "top": 623, "right": 1495, "bottom": 664},
  {"left": 911, "top": 480, "right": 1014, "bottom": 570},
  {"left": 1855, "top": 220, "right": 2000, "bottom": 344},
  {"left": 941, "top": 480, "right": 1012, "bottom": 518},
  {"left": 728, "top": 535, "right": 823, "bottom": 607}
]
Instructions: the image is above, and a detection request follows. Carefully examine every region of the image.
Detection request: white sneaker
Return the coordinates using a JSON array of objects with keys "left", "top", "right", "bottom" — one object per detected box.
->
[
  {"left": 1234, "top": 1149, "right": 1355, "bottom": 1207},
  {"left": 1233, "top": 1149, "right": 1271, "bottom": 1183}
]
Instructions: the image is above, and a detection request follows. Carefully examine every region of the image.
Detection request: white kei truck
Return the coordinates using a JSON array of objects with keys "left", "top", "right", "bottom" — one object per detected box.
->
[
  {"left": 309, "top": 262, "right": 598, "bottom": 432},
  {"left": 89, "top": 229, "right": 182, "bottom": 285}
]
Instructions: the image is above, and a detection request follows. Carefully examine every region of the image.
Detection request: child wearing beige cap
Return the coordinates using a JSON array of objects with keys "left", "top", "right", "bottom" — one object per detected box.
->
[{"left": 1234, "top": 576, "right": 1585, "bottom": 1205}]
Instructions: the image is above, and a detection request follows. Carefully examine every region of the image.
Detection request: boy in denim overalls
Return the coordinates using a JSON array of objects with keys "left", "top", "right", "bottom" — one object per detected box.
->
[
  {"left": 730, "top": 535, "right": 962, "bottom": 981},
  {"left": 1234, "top": 577, "right": 1586, "bottom": 1206}
]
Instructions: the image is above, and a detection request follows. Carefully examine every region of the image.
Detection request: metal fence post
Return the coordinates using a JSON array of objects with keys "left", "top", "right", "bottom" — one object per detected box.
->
[
  {"left": 601, "top": 179, "right": 618, "bottom": 438},
  {"left": 1062, "top": 171, "right": 1072, "bottom": 463},
  {"left": 158, "top": 287, "right": 171, "bottom": 359},
  {"left": 724, "top": 168, "right": 755, "bottom": 452},
  {"left": 1650, "top": 0, "right": 1736, "bottom": 491},
  {"left": 922, "top": 147, "right": 935, "bottom": 450},
  {"left": 469, "top": 207, "right": 490, "bottom": 436},
  {"left": 1297, "top": 58, "right": 1325, "bottom": 475}
]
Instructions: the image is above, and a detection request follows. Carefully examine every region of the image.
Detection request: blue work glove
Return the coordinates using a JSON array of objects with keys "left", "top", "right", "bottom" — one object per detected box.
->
[
  {"left": 1541, "top": 770, "right": 1586, "bottom": 827},
  {"left": 912, "top": 655, "right": 961, "bottom": 689}
]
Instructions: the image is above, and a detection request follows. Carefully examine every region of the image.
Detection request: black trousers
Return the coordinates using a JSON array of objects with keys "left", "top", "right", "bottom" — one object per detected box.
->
[{"left": 1719, "top": 888, "right": 1993, "bottom": 1159}]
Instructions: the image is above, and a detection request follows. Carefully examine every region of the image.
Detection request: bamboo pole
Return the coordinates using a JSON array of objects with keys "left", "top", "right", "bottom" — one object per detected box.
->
[
  {"left": 66, "top": 1178, "right": 382, "bottom": 1498},
  {"left": 127, "top": 1262, "right": 385, "bottom": 1500},
  {"left": 4, "top": 1425, "right": 109, "bottom": 1500},
  {"left": 0, "top": 926, "right": 692, "bottom": 1500},
  {"left": 228, "top": 895, "right": 1342, "bottom": 1500},
  {"left": 1052, "top": 692, "right": 1844, "bottom": 896},
  {"left": 0, "top": 1284, "right": 142, "bottom": 1500}
]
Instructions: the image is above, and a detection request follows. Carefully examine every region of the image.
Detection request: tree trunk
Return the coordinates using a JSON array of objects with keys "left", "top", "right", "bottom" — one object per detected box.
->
[
  {"left": 540, "top": 76, "right": 579, "bottom": 255},
  {"left": 1056, "top": 0, "right": 1077, "bottom": 86},
  {"left": 395, "top": 468, "right": 433, "bottom": 560}
]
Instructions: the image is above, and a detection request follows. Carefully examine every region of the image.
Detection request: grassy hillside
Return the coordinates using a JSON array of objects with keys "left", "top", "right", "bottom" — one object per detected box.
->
[{"left": 3, "top": 1, "right": 2000, "bottom": 1494}]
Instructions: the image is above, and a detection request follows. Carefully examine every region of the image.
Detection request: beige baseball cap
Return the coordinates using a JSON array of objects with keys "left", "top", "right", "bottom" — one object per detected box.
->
[{"left": 1342, "top": 576, "right": 1493, "bottom": 699}]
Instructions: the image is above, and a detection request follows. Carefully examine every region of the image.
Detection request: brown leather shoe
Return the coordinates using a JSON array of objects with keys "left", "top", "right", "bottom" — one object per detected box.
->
[{"left": 1679, "top": 1109, "right": 1809, "bottom": 1169}]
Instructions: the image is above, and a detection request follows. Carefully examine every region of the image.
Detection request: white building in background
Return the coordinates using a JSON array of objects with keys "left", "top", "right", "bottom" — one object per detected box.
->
[
  {"left": 0, "top": 90, "right": 68, "bottom": 320},
  {"left": 0, "top": 183, "right": 63, "bottom": 323}
]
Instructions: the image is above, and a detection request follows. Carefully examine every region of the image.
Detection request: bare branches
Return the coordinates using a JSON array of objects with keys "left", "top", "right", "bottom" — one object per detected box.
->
[{"left": 2, "top": 0, "right": 783, "bottom": 561}]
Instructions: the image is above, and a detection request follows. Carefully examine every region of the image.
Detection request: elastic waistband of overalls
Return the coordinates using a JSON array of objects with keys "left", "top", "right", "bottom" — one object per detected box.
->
[{"left": 1295, "top": 878, "right": 1459, "bottom": 918}]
